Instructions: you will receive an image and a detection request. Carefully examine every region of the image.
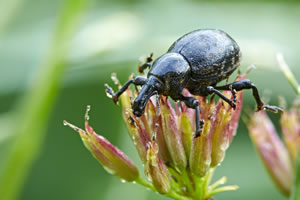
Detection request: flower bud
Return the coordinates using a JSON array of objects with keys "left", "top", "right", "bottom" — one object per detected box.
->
[
  {"left": 210, "top": 102, "right": 232, "bottom": 167},
  {"left": 119, "top": 86, "right": 151, "bottom": 164},
  {"left": 280, "top": 108, "right": 300, "bottom": 164},
  {"left": 147, "top": 99, "right": 172, "bottom": 164},
  {"left": 248, "top": 111, "right": 293, "bottom": 195},
  {"left": 145, "top": 140, "right": 171, "bottom": 194},
  {"left": 64, "top": 106, "right": 139, "bottom": 182},
  {"left": 190, "top": 117, "right": 212, "bottom": 177},
  {"left": 210, "top": 88, "right": 243, "bottom": 167},
  {"left": 160, "top": 97, "right": 187, "bottom": 170}
]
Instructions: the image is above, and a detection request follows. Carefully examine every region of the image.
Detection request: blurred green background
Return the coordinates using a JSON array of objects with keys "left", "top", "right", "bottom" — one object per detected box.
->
[{"left": 0, "top": 0, "right": 299, "bottom": 199}]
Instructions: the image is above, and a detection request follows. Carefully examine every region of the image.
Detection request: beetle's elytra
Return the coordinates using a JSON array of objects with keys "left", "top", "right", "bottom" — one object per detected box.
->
[{"left": 106, "top": 29, "right": 282, "bottom": 137}]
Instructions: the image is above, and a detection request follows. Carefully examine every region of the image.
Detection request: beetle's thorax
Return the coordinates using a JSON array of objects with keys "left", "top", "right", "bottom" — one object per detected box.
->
[{"left": 148, "top": 52, "right": 191, "bottom": 97}]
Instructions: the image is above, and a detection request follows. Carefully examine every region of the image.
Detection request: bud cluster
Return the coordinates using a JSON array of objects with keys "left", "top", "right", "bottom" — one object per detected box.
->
[{"left": 64, "top": 74, "right": 245, "bottom": 199}]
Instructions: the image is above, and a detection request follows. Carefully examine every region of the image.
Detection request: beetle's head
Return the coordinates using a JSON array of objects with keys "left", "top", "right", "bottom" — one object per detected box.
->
[{"left": 132, "top": 76, "right": 163, "bottom": 117}]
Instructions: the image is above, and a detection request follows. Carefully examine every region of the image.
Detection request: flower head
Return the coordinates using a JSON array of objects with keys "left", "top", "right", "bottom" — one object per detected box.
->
[
  {"left": 248, "top": 110, "right": 294, "bottom": 195},
  {"left": 65, "top": 73, "right": 245, "bottom": 199},
  {"left": 248, "top": 54, "right": 300, "bottom": 196}
]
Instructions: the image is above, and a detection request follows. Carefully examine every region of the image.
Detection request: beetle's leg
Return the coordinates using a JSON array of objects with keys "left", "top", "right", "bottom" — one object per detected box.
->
[
  {"left": 138, "top": 53, "right": 153, "bottom": 74},
  {"left": 229, "top": 85, "right": 237, "bottom": 106},
  {"left": 205, "top": 86, "right": 237, "bottom": 109},
  {"left": 179, "top": 95, "right": 204, "bottom": 137},
  {"left": 105, "top": 76, "right": 147, "bottom": 104},
  {"left": 215, "top": 79, "right": 283, "bottom": 113}
]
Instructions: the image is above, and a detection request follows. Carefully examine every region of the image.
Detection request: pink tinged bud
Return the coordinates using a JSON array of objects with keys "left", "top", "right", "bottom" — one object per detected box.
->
[
  {"left": 145, "top": 98, "right": 172, "bottom": 163},
  {"left": 178, "top": 113, "right": 193, "bottom": 159},
  {"left": 249, "top": 111, "right": 293, "bottom": 196},
  {"left": 64, "top": 106, "right": 139, "bottom": 182},
  {"left": 145, "top": 140, "right": 171, "bottom": 194},
  {"left": 280, "top": 108, "right": 300, "bottom": 164},
  {"left": 227, "top": 90, "right": 243, "bottom": 143},
  {"left": 210, "top": 103, "right": 232, "bottom": 167},
  {"left": 160, "top": 97, "right": 187, "bottom": 170},
  {"left": 210, "top": 88, "right": 243, "bottom": 167},
  {"left": 190, "top": 118, "right": 212, "bottom": 177},
  {"left": 119, "top": 87, "right": 151, "bottom": 164}
]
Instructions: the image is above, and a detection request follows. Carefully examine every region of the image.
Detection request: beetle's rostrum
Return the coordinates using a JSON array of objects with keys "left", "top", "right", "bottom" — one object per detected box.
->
[{"left": 105, "top": 29, "right": 282, "bottom": 137}]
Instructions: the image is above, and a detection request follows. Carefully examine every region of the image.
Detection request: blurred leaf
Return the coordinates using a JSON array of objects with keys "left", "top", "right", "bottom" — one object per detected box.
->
[
  {"left": 0, "top": 0, "right": 23, "bottom": 37},
  {"left": 0, "top": 0, "right": 89, "bottom": 200}
]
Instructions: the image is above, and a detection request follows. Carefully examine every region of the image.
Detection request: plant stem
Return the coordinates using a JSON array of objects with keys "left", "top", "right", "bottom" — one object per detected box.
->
[
  {"left": 277, "top": 53, "right": 300, "bottom": 95},
  {"left": 136, "top": 177, "right": 156, "bottom": 191},
  {"left": 136, "top": 176, "right": 192, "bottom": 200},
  {"left": 0, "top": 1, "right": 88, "bottom": 200},
  {"left": 291, "top": 153, "right": 300, "bottom": 200},
  {"left": 181, "top": 170, "right": 194, "bottom": 194}
]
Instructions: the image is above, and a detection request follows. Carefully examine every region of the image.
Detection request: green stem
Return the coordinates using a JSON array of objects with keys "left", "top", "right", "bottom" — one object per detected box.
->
[
  {"left": 291, "top": 153, "right": 300, "bottom": 200},
  {"left": 201, "top": 168, "right": 214, "bottom": 198},
  {"left": 136, "top": 177, "right": 190, "bottom": 200},
  {"left": 277, "top": 53, "right": 300, "bottom": 95},
  {"left": 167, "top": 191, "right": 192, "bottom": 200},
  {"left": 136, "top": 177, "right": 156, "bottom": 192},
  {"left": 0, "top": 1, "right": 88, "bottom": 200},
  {"left": 192, "top": 175, "right": 203, "bottom": 198},
  {"left": 181, "top": 170, "right": 194, "bottom": 194}
]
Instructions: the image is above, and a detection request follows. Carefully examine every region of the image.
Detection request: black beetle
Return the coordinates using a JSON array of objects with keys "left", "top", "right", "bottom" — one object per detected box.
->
[{"left": 105, "top": 29, "right": 282, "bottom": 137}]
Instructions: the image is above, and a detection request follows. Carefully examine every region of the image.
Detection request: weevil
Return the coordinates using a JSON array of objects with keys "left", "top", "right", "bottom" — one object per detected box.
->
[{"left": 105, "top": 29, "right": 282, "bottom": 137}]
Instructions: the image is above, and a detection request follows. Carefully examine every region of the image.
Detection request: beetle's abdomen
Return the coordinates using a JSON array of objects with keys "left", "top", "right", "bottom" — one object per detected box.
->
[{"left": 168, "top": 29, "right": 241, "bottom": 83}]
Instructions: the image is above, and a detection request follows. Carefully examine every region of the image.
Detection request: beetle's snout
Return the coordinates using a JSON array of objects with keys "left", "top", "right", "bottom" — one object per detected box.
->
[
  {"left": 132, "top": 102, "right": 143, "bottom": 117},
  {"left": 132, "top": 76, "right": 162, "bottom": 117},
  {"left": 132, "top": 87, "right": 153, "bottom": 117}
]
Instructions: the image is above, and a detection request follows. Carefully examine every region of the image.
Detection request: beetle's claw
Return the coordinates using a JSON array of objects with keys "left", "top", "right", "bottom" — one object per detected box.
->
[
  {"left": 195, "top": 120, "right": 204, "bottom": 138},
  {"left": 200, "top": 120, "right": 204, "bottom": 128},
  {"left": 195, "top": 129, "right": 202, "bottom": 138},
  {"left": 262, "top": 105, "right": 284, "bottom": 113},
  {"left": 105, "top": 84, "right": 119, "bottom": 104},
  {"left": 230, "top": 101, "right": 237, "bottom": 110}
]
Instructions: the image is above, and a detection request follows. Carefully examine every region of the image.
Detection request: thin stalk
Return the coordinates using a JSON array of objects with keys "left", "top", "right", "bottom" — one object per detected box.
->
[
  {"left": 0, "top": 1, "right": 88, "bottom": 200},
  {"left": 291, "top": 153, "right": 300, "bottom": 200},
  {"left": 206, "top": 185, "right": 239, "bottom": 197},
  {"left": 277, "top": 53, "right": 300, "bottom": 95},
  {"left": 181, "top": 170, "right": 194, "bottom": 194},
  {"left": 192, "top": 175, "right": 203, "bottom": 198},
  {"left": 201, "top": 168, "right": 215, "bottom": 198},
  {"left": 136, "top": 177, "right": 190, "bottom": 200},
  {"left": 167, "top": 191, "right": 192, "bottom": 200},
  {"left": 136, "top": 177, "right": 156, "bottom": 191}
]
